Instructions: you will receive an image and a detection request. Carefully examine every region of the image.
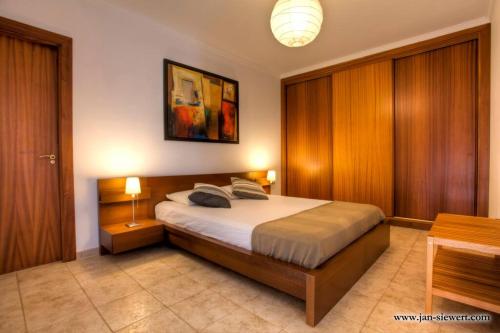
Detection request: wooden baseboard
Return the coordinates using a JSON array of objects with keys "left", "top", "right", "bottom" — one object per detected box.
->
[{"left": 388, "top": 217, "right": 433, "bottom": 230}]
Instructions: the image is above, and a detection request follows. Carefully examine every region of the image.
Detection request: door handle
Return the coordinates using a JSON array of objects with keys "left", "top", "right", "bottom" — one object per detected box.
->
[
  {"left": 39, "top": 154, "right": 56, "bottom": 160},
  {"left": 39, "top": 154, "right": 56, "bottom": 164}
]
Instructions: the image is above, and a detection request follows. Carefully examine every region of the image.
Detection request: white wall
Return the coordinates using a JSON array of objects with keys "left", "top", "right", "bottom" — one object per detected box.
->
[
  {"left": 0, "top": 0, "right": 281, "bottom": 252},
  {"left": 490, "top": 0, "right": 500, "bottom": 218}
]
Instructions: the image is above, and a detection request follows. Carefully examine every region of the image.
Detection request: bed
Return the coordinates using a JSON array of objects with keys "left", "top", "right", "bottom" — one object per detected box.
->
[
  {"left": 97, "top": 171, "right": 390, "bottom": 327},
  {"left": 156, "top": 196, "right": 385, "bottom": 268}
]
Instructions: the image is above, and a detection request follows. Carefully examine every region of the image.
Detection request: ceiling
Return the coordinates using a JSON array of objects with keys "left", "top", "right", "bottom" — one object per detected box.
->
[{"left": 103, "top": 0, "right": 492, "bottom": 77}]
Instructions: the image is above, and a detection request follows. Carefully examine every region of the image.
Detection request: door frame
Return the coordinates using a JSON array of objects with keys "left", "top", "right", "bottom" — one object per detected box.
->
[{"left": 0, "top": 16, "right": 76, "bottom": 261}]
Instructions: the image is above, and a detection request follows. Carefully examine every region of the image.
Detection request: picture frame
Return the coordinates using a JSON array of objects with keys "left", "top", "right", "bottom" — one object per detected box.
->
[{"left": 164, "top": 59, "right": 239, "bottom": 144}]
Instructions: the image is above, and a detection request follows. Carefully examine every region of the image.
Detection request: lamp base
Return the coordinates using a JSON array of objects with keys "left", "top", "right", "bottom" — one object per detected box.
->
[{"left": 125, "top": 222, "right": 142, "bottom": 228}]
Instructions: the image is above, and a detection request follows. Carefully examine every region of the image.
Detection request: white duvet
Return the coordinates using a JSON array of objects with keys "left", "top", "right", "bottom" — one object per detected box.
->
[{"left": 155, "top": 195, "right": 330, "bottom": 250}]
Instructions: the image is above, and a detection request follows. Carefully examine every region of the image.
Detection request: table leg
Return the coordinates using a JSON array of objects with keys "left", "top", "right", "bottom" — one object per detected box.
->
[{"left": 425, "top": 237, "right": 434, "bottom": 314}]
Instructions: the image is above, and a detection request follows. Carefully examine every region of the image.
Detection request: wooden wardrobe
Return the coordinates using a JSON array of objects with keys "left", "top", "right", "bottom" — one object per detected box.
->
[
  {"left": 281, "top": 25, "right": 490, "bottom": 225},
  {"left": 285, "top": 76, "right": 332, "bottom": 200}
]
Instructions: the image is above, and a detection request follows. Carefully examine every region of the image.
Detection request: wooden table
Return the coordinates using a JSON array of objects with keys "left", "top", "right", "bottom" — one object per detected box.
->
[{"left": 426, "top": 214, "right": 500, "bottom": 314}]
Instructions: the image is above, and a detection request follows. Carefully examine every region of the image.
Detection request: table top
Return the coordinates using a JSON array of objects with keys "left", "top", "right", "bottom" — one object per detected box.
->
[{"left": 429, "top": 214, "right": 500, "bottom": 254}]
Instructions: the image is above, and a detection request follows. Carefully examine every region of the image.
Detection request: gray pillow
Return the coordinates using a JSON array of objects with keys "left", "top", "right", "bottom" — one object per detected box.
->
[
  {"left": 188, "top": 183, "right": 232, "bottom": 208},
  {"left": 231, "top": 177, "right": 269, "bottom": 200}
]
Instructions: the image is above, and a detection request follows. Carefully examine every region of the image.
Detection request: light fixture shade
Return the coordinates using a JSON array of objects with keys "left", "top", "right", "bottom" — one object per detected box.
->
[
  {"left": 125, "top": 177, "right": 141, "bottom": 195},
  {"left": 267, "top": 170, "right": 276, "bottom": 183},
  {"left": 270, "top": 0, "right": 323, "bottom": 48}
]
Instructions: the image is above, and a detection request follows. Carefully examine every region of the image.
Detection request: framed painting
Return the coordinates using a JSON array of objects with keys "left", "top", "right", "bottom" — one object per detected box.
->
[{"left": 164, "top": 59, "right": 239, "bottom": 143}]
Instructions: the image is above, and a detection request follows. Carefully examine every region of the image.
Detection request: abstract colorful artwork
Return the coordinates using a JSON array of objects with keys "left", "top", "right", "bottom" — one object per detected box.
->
[{"left": 164, "top": 59, "right": 239, "bottom": 143}]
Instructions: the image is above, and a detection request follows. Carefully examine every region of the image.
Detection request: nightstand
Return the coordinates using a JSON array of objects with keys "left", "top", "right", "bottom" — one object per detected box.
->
[
  {"left": 99, "top": 219, "right": 164, "bottom": 254},
  {"left": 256, "top": 178, "right": 272, "bottom": 194}
]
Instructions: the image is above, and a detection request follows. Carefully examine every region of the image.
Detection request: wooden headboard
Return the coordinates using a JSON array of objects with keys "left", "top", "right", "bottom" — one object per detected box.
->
[{"left": 97, "top": 171, "right": 267, "bottom": 226}]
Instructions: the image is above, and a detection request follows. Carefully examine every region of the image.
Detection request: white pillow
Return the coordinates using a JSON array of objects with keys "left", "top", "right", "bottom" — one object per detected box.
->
[
  {"left": 166, "top": 189, "right": 195, "bottom": 205},
  {"left": 221, "top": 185, "right": 239, "bottom": 200}
]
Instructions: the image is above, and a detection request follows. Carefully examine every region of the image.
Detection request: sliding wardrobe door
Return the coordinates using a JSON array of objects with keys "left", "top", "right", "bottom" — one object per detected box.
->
[
  {"left": 394, "top": 41, "right": 477, "bottom": 221},
  {"left": 285, "top": 76, "right": 332, "bottom": 199},
  {"left": 332, "top": 61, "right": 394, "bottom": 215}
]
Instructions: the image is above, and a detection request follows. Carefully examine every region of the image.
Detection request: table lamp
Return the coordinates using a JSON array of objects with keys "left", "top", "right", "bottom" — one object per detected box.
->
[
  {"left": 267, "top": 170, "right": 276, "bottom": 184},
  {"left": 125, "top": 176, "right": 141, "bottom": 227}
]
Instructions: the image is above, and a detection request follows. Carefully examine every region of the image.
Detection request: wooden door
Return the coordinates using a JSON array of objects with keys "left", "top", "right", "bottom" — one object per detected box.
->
[
  {"left": 285, "top": 76, "right": 332, "bottom": 199},
  {"left": 0, "top": 34, "right": 62, "bottom": 273},
  {"left": 394, "top": 41, "right": 477, "bottom": 221},
  {"left": 332, "top": 61, "right": 394, "bottom": 215}
]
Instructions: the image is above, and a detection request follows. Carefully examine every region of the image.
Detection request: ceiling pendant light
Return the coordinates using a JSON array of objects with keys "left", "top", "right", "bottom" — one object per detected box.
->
[{"left": 270, "top": 0, "right": 323, "bottom": 48}]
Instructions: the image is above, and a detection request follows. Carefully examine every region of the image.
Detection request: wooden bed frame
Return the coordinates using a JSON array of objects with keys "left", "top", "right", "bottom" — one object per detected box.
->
[{"left": 97, "top": 171, "right": 390, "bottom": 326}]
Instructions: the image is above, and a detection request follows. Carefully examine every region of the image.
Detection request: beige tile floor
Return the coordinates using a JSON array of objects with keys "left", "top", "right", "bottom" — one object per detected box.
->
[{"left": 0, "top": 226, "right": 499, "bottom": 333}]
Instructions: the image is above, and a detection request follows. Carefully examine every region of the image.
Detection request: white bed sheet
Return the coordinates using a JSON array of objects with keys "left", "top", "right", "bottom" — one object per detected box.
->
[{"left": 155, "top": 195, "right": 330, "bottom": 250}]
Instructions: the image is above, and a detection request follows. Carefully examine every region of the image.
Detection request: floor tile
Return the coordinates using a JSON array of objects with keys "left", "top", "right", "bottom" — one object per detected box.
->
[
  {"left": 285, "top": 312, "right": 363, "bottom": 333},
  {"left": 412, "top": 234, "right": 428, "bottom": 253},
  {"left": 80, "top": 270, "right": 142, "bottom": 306},
  {"left": 184, "top": 265, "right": 233, "bottom": 288},
  {"left": 360, "top": 326, "right": 382, "bottom": 333},
  {"left": 0, "top": 287, "right": 25, "bottom": 333},
  {"left": 0, "top": 311, "right": 25, "bottom": 332},
  {"left": 125, "top": 259, "right": 180, "bottom": 288},
  {"left": 0, "top": 272, "right": 17, "bottom": 292},
  {"left": 23, "top": 288, "right": 94, "bottom": 332},
  {"left": 20, "top": 274, "right": 82, "bottom": 303},
  {"left": 374, "top": 246, "right": 410, "bottom": 268},
  {"left": 241, "top": 288, "right": 304, "bottom": 328},
  {"left": 170, "top": 289, "right": 239, "bottom": 330},
  {"left": 97, "top": 290, "right": 163, "bottom": 331},
  {"left": 201, "top": 308, "right": 281, "bottom": 333},
  {"left": 331, "top": 289, "right": 379, "bottom": 325},
  {"left": 392, "top": 260, "right": 426, "bottom": 292},
  {"left": 0, "top": 287, "right": 22, "bottom": 311},
  {"left": 17, "top": 262, "right": 74, "bottom": 290},
  {"left": 381, "top": 281, "right": 426, "bottom": 313},
  {"left": 364, "top": 300, "right": 440, "bottom": 333},
  {"left": 0, "top": 272, "right": 16, "bottom": 280},
  {"left": 67, "top": 255, "right": 121, "bottom": 282},
  {"left": 117, "top": 308, "right": 195, "bottom": 333},
  {"left": 111, "top": 246, "right": 172, "bottom": 271},
  {"left": 351, "top": 268, "right": 393, "bottom": 299},
  {"left": 31, "top": 308, "right": 110, "bottom": 333},
  {"left": 147, "top": 275, "right": 206, "bottom": 306},
  {"left": 212, "top": 275, "right": 264, "bottom": 306},
  {"left": 160, "top": 253, "right": 207, "bottom": 274}
]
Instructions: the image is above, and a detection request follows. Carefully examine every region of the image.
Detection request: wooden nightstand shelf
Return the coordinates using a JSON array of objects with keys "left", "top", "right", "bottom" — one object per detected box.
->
[
  {"left": 100, "top": 219, "right": 164, "bottom": 254},
  {"left": 426, "top": 214, "right": 500, "bottom": 314}
]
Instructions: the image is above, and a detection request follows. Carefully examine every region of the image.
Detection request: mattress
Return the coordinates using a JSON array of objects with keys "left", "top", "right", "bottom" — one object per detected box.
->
[
  {"left": 155, "top": 195, "right": 330, "bottom": 250},
  {"left": 155, "top": 195, "right": 385, "bottom": 258}
]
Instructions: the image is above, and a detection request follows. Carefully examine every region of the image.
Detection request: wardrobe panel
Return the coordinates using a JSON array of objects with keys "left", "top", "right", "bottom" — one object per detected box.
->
[
  {"left": 286, "top": 77, "right": 332, "bottom": 199},
  {"left": 332, "top": 61, "right": 394, "bottom": 215},
  {"left": 395, "top": 41, "right": 477, "bottom": 221}
]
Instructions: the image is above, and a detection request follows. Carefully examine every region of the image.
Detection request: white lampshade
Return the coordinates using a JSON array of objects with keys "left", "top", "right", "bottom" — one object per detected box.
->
[
  {"left": 270, "top": 0, "right": 323, "bottom": 48},
  {"left": 267, "top": 170, "right": 276, "bottom": 183},
  {"left": 125, "top": 177, "right": 141, "bottom": 195}
]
